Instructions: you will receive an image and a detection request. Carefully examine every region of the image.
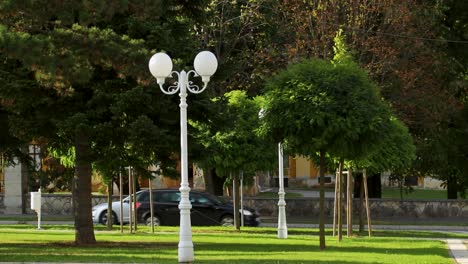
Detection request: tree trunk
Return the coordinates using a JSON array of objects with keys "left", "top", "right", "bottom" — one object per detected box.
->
[
  {"left": 359, "top": 175, "right": 364, "bottom": 233},
  {"left": 73, "top": 130, "right": 96, "bottom": 245},
  {"left": 149, "top": 178, "right": 154, "bottom": 233},
  {"left": 332, "top": 169, "right": 338, "bottom": 237},
  {"left": 115, "top": 176, "right": 129, "bottom": 195},
  {"left": 203, "top": 168, "right": 215, "bottom": 195},
  {"left": 319, "top": 150, "right": 326, "bottom": 250},
  {"left": 363, "top": 169, "right": 372, "bottom": 237},
  {"left": 128, "top": 168, "right": 133, "bottom": 233},
  {"left": 20, "top": 146, "right": 29, "bottom": 214},
  {"left": 347, "top": 168, "right": 353, "bottom": 237},
  {"left": 119, "top": 171, "right": 123, "bottom": 233},
  {"left": 232, "top": 172, "right": 240, "bottom": 231},
  {"left": 447, "top": 175, "right": 458, "bottom": 199},
  {"left": 106, "top": 179, "right": 113, "bottom": 230},
  {"left": 338, "top": 158, "right": 344, "bottom": 242},
  {"left": 210, "top": 169, "right": 225, "bottom": 196},
  {"left": 133, "top": 168, "right": 137, "bottom": 231}
]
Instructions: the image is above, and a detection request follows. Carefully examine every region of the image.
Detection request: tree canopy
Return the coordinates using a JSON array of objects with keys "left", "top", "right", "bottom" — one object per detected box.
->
[
  {"left": 192, "top": 90, "right": 276, "bottom": 178},
  {"left": 262, "top": 59, "right": 386, "bottom": 159},
  {"left": 0, "top": 0, "right": 209, "bottom": 244}
]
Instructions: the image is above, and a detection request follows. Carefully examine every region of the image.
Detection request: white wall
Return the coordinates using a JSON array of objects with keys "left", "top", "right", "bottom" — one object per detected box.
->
[{"left": 4, "top": 162, "right": 23, "bottom": 214}]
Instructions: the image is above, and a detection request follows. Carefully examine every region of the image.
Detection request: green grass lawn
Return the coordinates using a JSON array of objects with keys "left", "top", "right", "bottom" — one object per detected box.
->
[
  {"left": 381, "top": 187, "right": 449, "bottom": 199},
  {"left": 0, "top": 225, "right": 462, "bottom": 263}
]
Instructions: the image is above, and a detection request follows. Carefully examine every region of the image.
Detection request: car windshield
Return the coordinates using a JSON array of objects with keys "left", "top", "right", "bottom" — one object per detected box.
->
[
  {"left": 122, "top": 191, "right": 146, "bottom": 202},
  {"left": 204, "top": 193, "right": 225, "bottom": 205}
]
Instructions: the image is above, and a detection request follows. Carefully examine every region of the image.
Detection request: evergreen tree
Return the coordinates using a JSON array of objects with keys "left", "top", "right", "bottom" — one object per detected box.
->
[{"left": 0, "top": 1, "right": 208, "bottom": 244}]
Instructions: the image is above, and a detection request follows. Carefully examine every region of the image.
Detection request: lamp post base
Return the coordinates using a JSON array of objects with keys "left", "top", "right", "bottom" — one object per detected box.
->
[
  {"left": 178, "top": 243, "right": 194, "bottom": 263},
  {"left": 278, "top": 192, "right": 288, "bottom": 239},
  {"left": 178, "top": 186, "right": 194, "bottom": 263}
]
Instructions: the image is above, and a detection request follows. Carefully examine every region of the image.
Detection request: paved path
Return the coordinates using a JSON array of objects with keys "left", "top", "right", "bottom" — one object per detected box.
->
[{"left": 448, "top": 239, "right": 468, "bottom": 264}]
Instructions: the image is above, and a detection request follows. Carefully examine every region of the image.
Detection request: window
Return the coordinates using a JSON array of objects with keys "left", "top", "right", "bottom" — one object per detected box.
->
[
  {"left": 136, "top": 192, "right": 149, "bottom": 202},
  {"left": 28, "top": 144, "right": 41, "bottom": 171},
  {"left": 157, "top": 191, "right": 181, "bottom": 203},
  {"left": 190, "top": 193, "right": 211, "bottom": 205}
]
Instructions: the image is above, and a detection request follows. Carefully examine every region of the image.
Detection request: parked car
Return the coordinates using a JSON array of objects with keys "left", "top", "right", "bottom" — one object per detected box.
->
[{"left": 92, "top": 189, "right": 261, "bottom": 227}]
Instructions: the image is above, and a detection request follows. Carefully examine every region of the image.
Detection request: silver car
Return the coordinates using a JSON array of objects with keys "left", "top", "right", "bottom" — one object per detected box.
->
[{"left": 92, "top": 192, "right": 143, "bottom": 225}]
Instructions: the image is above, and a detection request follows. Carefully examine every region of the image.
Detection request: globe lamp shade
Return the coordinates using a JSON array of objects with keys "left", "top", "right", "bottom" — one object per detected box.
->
[
  {"left": 194, "top": 51, "right": 218, "bottom": 82},
  {"left": 149, "top": 53, "right": 173, "bottom": 84}
]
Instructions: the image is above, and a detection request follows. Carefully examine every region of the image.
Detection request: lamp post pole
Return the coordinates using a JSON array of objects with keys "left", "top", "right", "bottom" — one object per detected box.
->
[
  {"left": 149, "top": 51, "right": 217, "bottom": 263},
  {"left": 277, "top": 142, "right": 288, "bottom": 239}
]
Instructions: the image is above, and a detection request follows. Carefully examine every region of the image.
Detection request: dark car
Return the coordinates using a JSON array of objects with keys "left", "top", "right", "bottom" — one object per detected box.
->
[
  {"left": 137, "top": 189, "right": 260, "bottom": 227},
  {"left": 93, "top": 189, "right": 261, "bottom": 227}
]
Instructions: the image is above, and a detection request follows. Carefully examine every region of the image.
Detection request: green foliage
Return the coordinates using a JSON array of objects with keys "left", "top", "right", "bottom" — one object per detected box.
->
[
  {"left": 354, "top": 117, "right": 416, "bottom": 173},
  {"left": 192, "top": 90, "right": 276, "bottom": 178},
  {"left": 49, "top": 147, "right": 75, "bottom": 168},
  {"left": 332, "top": 29, "right": 355, "bottom": 66},
  {"left": 416, "top": 105, "right": 468, "bottom": 198},
  {"left": 0, "top": 0, "right": 211, "bottom": 181},
  {"left": 0, "top": 0, "right": 211, "bottom": 243},
  {"left": 262, "top": 59, "right": 386, "bottom": 161}
]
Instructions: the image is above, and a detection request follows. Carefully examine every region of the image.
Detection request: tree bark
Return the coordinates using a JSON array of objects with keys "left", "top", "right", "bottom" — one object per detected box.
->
[
  {"left": 20, "top": 146, "right": 29, "bottom": 214},
  {"left": 347, "top": 168, "right": 353, "bottom": 237},
  {"left": 203, "top": 168, "right": 215, "bottom": 195},
  {"left": 337, "top": 158, "right": 344, "bottom": 241},
  {"left": 106, "top": 179, "right": 113, "bottom": 230},
  {"left": 119, "top": 171, "right": 123, "bottom": 233},
  {"left": 133, "top": 168, "right": 137, "bottom": 231},
  {"left": 319, "top": 150, "right": 326, "bottom": 250},
  {"left": 21, "top": 155, "right": 29, "bottom": 214},
  {"left": 359, "top": 175, "right": 364, "bottom": 233},
  {"left": 149, "top": 178, "right": 154, "bottom": 233},
  {"left": 128, "top": 168, "right": 133, "bottom": 234},
  {"left": 332, "top": 169, "right": 338, "bottom": 237},
  {"left": 232, "top": 172, "right": 240, "bottom": 231},
  {"left": 447, "top": 175, "right": 458, "bottom": 199},
  {"left": 363, "top": 169, "right": 372, "bottom": 237},
  {"left": 73, "top": 130, "right": 96, "bottom": 245}
]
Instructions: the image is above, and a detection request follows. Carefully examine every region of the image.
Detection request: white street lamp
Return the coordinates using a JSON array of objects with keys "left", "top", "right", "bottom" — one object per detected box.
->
[
  {"left": 258, "top": 109, "right": 288, "bottom": 239},
  {"left": 277, "top": 142, "right": 288, "bottom": 239},
  {"left": 149, "top": 51, "right": 218, "bottom": 263}
]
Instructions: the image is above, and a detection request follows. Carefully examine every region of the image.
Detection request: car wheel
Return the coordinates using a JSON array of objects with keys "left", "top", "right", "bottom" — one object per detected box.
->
[
  {"left": 145, "top": 215, "right": 161, "bottom": 226},
  {"left": 220, "top": 215, "right": 234, "bottom": 226},
  {"left": 99, "top": 210, "right": 117, "bottom": 225}
]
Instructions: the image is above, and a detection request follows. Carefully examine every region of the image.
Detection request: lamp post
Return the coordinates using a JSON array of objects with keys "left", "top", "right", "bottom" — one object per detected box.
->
[
  {"left": 258, "top": 109, "right": 288, "bottom": 239},
  {"left": 148, "top": 51, "right": 218, "bottom": 263},
  {"left": 277, "top": 142, "right": 288, "bottom": 239}
]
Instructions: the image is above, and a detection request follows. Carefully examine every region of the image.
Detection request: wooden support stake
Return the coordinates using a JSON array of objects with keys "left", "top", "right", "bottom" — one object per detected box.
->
[
  {"left": 347, "top": 168, "right": 353, "bottom": 237},
  {"left": 119, "top": 171, "right": 123, "bottom": 233},
  {"left": 128, "top": 168, "right": 133, "bottom": 233},
  {"left": 338, "top": 159, "right": 343, "bottom": 241},
  {"left": 333, "top": 169, "right": 338, "bottom": 237},
  {"left": 149, "top": 178, "right": 154, "bottom": 233},
  {"left": 363, "top": 169, "right": 372, "bottom": 237}
]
